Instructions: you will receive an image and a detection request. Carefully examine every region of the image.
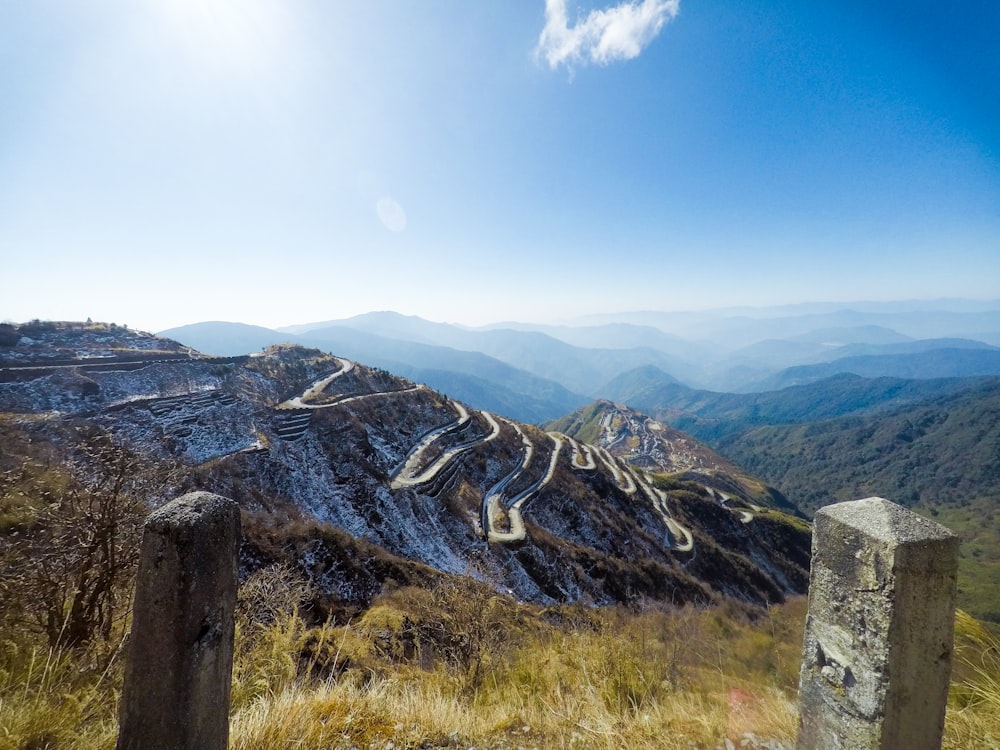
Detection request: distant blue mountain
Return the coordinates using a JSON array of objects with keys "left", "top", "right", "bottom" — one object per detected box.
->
[
  {"left": 753, "top": 346, "right": 1000, "bottom": 390},
  {"left": 161, "top": 304, "right": 1000, "bottom": 423},
  {"left": 158, "top": 320, "right": 586, "bottom": 423},
  {"left": 282, "top": 311, "right": 703, "bottom": 394},
  {"left": 158, "top": 321, "right": 294, "bottom": 355}
]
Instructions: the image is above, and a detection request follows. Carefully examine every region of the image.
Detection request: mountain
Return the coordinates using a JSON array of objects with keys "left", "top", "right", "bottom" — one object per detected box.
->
[
  {"left": 296, "top": 325, "right": 590, "bottom": 423},
  {"left": 158, "top": 320, "right": 296, "bottom": 355},
  {"left": 543, "top": 400, "right": 800, "bottom": 516},
  {"left": 786, "top": 324, "right": 912, "bottom": 346},
  {"left": 712, "top": 378, "right": 1000, "bottom": 621},
  {"left": 159, "top": 321, "right": 588, "bottom": 423},
  {"left": 724, "top": 326, "right": 914, "bottom": 377},
  {"left": 751, "top": 346, "right": 1000, "bottom": 390},
  {"left": 800, "top": 336, "right": 994, "bottom": 361},
  {"left": 594, "top": 356, "right": 1000, "bottom": 620},
  {"left": 165, "top": 301, "right": 1000, "bottom": 416},
  {"left": 715, "top": 377, "right": 1000, "bottom": 514},
  {"left": 485, "top": 320, "right": 703, "bottom": 354},
  {"left": 285, "top": 311, "right": 699, "bottom": 396},
  {"left": 601, "top": 367, "right": 986, "bottom": 442},
  {"left": 0, "top": 321, "right": 810, "bottom": 616},
  {"left": 279, "top": 310, "right": 458, "bottom": 341},
  {"left": 575, "top": 303, "right": 1000, "bottom": 349}
]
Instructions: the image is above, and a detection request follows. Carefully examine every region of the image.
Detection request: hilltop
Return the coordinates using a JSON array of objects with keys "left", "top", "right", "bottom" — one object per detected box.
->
[{"left": 543, "top": 399, "right": 799, "bottom": 517}]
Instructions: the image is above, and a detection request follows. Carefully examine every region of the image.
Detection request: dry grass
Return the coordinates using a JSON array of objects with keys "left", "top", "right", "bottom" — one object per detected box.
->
[
  {"left": 4, "top": 588, "right": 1000, "bottom": 750},
  {"left": 227, "top": 591, "right": 805, "bottom": 749},
  {"left": 231, "top": 677, "right": 742, "bottom": 750},
  {"left": 944, "top": 610, "right": 1000, "bottom": 750},
  {"left": 0, "top": 641, "right": 119, "bottom": 750}
]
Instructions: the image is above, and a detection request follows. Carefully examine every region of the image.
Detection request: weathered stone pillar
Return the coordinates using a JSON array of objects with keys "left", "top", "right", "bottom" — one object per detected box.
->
[
  {"left": 117, "top": 492, "right": 241, "bottom": 750},
  {"left": 796, "top": 497, "right": 959, "bottom": 750}
]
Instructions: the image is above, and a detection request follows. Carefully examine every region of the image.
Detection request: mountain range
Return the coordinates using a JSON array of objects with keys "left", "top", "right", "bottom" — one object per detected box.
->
[
  {"left": 160, "top": 301, "right": 1000, "bottom": 424},
  {"left": 0, "top": 321, "right": 810, "bottom": 617},
  {"left": 157, "top": 301, "right": 1000, "bottom": 624},
  {"left": 6, "top": 302, "right": 1000, "bottom": 620}
]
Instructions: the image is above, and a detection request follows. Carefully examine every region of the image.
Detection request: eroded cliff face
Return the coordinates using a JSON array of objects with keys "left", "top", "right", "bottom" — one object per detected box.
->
[{"left": 0, "top": 322, "right": 810, "bottom": 614}]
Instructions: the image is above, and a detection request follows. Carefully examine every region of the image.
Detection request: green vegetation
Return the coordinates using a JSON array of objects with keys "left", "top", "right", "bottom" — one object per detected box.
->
[
  {"left": 611, "top": 370, "right": 995, "bottom": 443},
  {"left": 545, "top": 399, "right": 613, "bottom": 446},
  {"left": 925, "top": 501, "right": 1000, "bottom": 622},
  {"left": 707, "top": 379, "right": 1000, "bottom": 621},
  {"left": 717, "top": 379, "right": 1000, "bottom": 513}
]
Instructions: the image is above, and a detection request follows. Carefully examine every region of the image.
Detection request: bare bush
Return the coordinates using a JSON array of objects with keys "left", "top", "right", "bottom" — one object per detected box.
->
[
  {"left": 0, "top": 431, "right": 153, "bottom": 650},
  {"left": 385, "top": 576, "right": 517, "bottom": 693}
]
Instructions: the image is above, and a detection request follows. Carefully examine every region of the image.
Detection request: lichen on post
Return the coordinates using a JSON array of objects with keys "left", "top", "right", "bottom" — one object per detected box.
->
[{"left": 796, "top": 497, "right": 959, "bottom": 750}]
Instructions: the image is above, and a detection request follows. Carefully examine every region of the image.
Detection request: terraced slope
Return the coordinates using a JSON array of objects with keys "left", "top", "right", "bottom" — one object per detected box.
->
[{"left": 0, "top": 322, "right": 810, "bottom": 614}]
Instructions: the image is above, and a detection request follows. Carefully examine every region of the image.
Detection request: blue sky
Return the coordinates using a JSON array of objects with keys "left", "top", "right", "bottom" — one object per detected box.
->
[{"left": 1, "top": 0, "right": 998, "bottom": 332}]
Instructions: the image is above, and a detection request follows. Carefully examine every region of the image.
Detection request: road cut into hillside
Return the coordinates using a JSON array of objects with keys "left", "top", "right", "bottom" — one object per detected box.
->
[
  {"left": 275, "top": 359, "right": 697, "bottom": 553},
  {"left": 595, "top": 446, "right": 637, "bottom": 494},
  {"left": 630, "top": 467, "right": 695, "bottom": 553},
  {"left": 481, "top": 419, "right": 532, "bottom": 540},
  {"left": 705, "top": 486, "right": 756, "bottom": 524},
  {"left": 391, "top": 408, "right": 501, "bottom": 489},
  {"left": 276, "top": 357, "right": 354, "bottom": 409},
  {"left": 486, "top": 432, "right": 563, "bottom": 544},
  {"left": 556, "top": 433, "right": 597, "bottom": 471}
]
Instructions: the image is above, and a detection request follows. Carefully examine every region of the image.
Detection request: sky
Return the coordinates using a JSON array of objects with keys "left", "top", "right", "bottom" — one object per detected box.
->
[{"left": 1, "top": 0, "right": 998, "bottom": 332}]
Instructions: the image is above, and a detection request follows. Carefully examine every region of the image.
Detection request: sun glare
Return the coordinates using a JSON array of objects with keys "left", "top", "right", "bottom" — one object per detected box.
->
[{"left": 144, "top": 0, "right": 292, "bottom": 81}]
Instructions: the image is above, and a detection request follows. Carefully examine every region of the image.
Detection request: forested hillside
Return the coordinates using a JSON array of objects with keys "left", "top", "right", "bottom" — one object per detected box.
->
[
  {"left": 715, "top": 379, "right": 1000, "bottom": 620},
  {"left": 604, "top": 367, "right": 988, "bottom": 442},
  {"left": 715, "top": 378, "right": 1000, "bottom": 513}
]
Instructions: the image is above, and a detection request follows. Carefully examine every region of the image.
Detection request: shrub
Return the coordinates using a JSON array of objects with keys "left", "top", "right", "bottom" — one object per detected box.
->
[{"left": 0, "top": 431, "right": 151, "bottom": 650}]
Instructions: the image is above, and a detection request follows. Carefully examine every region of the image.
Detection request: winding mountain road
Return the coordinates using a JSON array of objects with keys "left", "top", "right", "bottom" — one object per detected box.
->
[
  {"left": 556, "top": 433, "right": 597, "bottom": 471},
  {"left": 565, "top": 438, "right": 694, "bottom": 553},
  {"left": 705, "top": 486, "right": 755, "bottom": 524},
  {"left": 390, "top": 408, "right": 501, "bottom": 489},
  {"left": 276, "top": 357, "right": 355, "bottom": 409},
  {"left": 630, "top": 469, "right": 695, "bottom": 552},
  {"left": 273, "top": 358, "right": 699, "bottom": 553},
  {"left": 595, "top": 446, "right": 637, "bottom": 494},
  {"left": 485, "top": 431, "right": 563, "bottom": 544},
  {"left": 272, "top": 357, "right": 424, "bottom": 441}
]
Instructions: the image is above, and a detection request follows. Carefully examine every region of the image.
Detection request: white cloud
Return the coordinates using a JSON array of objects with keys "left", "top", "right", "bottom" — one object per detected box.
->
[{"left": 536, "top": 0, "right": 680, "bottom": 70}]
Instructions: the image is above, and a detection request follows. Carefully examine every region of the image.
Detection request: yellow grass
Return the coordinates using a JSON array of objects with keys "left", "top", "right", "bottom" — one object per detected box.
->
[
  {"left": 0, "top": 641, "right": 119, "bottom": 750},
  {"left": 3, "top": 590, "right": 1000, "bottom": 750},
  {"left": 227, "top": 594, "right": 805, "bottom": 749},
  {"left": 943, "top": 610, "right": 1000, "bottom": 750}
]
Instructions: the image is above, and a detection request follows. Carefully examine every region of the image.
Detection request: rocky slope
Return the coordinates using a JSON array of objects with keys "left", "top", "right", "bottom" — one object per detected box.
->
[{"left": 0, "top": 321, "right": 810, "bottom": 616}]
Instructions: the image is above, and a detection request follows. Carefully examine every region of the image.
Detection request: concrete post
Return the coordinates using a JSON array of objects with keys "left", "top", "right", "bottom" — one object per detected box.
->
[
  {"left": 116, "top": 492, "right": 241, "bottom": 750},
  {"left": 796, "top": 497, "right": 959, "bottom": 750}
]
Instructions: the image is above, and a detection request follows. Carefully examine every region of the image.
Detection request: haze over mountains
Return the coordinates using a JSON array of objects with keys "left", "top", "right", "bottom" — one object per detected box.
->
[
  {"left": 6, "top": 300, "right": 1000, "bottom": 620},
  {"left": 160, "top": 300, "right": 1000, "bottom": 424},
  {"left": 155, "top": 299, "right": 1000, "bottom": 621}
]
